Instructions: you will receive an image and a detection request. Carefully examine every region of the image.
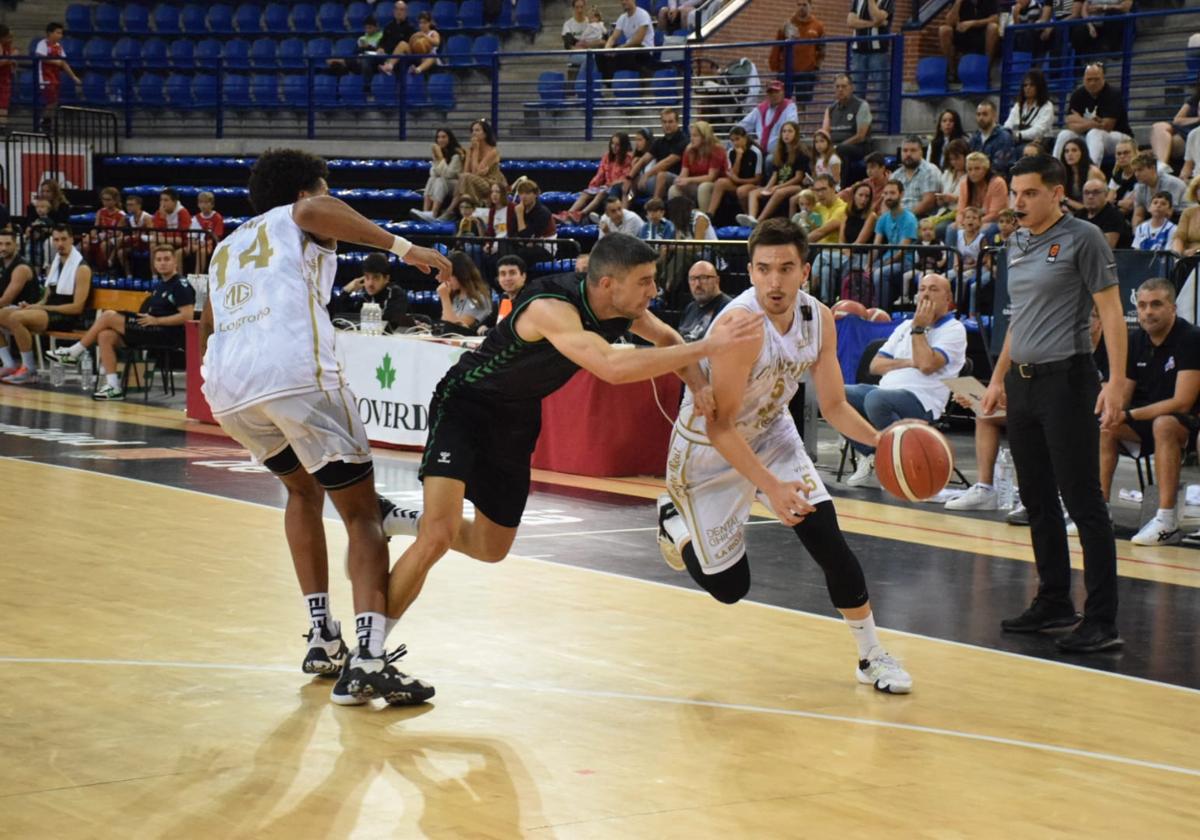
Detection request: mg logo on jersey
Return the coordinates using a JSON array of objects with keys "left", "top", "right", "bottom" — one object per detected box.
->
[{"left": 223, "top": 282, "right": 253, "bottom": 311}]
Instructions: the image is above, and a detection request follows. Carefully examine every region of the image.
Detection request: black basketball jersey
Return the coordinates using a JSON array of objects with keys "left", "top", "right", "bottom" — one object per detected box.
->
[
  {"left": 439, "top": 273, "right": 632, "bottom": 404},
  {"left": 0, "top": 255, "right": 39, "bottom": 305}
]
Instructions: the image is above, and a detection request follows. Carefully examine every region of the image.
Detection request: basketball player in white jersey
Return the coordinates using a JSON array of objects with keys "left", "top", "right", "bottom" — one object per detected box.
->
[
  {"left": 656, "top": 218, "right": 913, "bottom": 693},
  {"left": 199, "top": 148, "right": 451, "bottom": 706}
]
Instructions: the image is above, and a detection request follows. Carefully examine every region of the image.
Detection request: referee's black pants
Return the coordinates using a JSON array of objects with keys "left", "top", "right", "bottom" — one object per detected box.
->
[{"left": 1006, "top": 353, "right": 1118, "bottom": 626}]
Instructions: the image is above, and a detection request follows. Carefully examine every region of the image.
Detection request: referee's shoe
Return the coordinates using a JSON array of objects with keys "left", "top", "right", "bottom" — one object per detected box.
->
[{"left": 1001, "top": 597, "right": 1081, "bottom": 633}]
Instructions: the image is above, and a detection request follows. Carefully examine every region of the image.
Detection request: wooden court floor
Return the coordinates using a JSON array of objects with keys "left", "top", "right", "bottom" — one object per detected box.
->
[{"left": 1, "top": 449, "right": 1198, "bottom": 839}]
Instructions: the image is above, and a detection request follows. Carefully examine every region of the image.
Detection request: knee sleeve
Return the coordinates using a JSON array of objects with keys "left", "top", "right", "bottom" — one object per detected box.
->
[
  {"left": 682, "top": 541, "right": 750, "bottom": 605},
  {"left": 792, "top": 501, "right": 869, "bottom": 609}
]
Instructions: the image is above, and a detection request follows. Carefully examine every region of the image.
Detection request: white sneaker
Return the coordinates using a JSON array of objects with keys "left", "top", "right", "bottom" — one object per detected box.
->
[
  {"left": 945, "top": 483, "right": 998, "bottom": 511},
  {"left": 301, "top": 619, "right": 348, "bottom": 677},
  {"left": 46, "top": 347, "right": 80, "bottom": 365},
  {"left": 735, "top": 213, "right": 757, "bottom": 228},
  {"left": 856, "top": 651, "right": 912, "bottom": 694},
  {"left": 656, "top": 494, "right": 685, "bottom": 572},
  {"left": 1005, "top": 502, "right": 1029, "bottom": 525},
  {"left": 92, "top": 384, "right": 124, "bottom": 401},
  {"left": 410, "top": 209, "right": 436, "bottom": 223},
  {"left": 845, "top": 453, "right": 875, "bottom": 487},
  {"left": 1130, "top": 515, "right": 1182, "bottom": 546}
]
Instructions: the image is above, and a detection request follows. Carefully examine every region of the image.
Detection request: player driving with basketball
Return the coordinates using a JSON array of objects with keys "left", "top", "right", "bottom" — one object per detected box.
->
[{"left": 656, "top": 218, "right": 914, "bottom": 693}]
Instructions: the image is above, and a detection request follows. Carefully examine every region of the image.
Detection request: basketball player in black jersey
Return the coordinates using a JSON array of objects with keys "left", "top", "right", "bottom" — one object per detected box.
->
[
  {"left": 0, "top": 229, "right": 39, "bottom": 378},
  {"left": 379, "top": 233, "right": 763, "bottom": 637}
]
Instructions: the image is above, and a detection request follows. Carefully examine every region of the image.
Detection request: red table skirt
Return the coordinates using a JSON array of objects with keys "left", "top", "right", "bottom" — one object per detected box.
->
[
  {"left": 531, "top": 369, "right": 682, "bottom": 477},
  {"left": 184, "top": 320, "right": 215, "bottom": 424}
]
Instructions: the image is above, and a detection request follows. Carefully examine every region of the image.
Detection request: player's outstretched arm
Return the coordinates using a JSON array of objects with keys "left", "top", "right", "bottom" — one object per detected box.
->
[
  {"left": 628, "top": 310, "right": 712, "bottom": 400},
  {"left": 292, "top": 195, "right": 451, "bottom": 280},
  {"left": 517, "top": 299, "right": 762, "bottom": 385},
  {"left": 811, "top": 304, "right": 881, "bottom": 450}
]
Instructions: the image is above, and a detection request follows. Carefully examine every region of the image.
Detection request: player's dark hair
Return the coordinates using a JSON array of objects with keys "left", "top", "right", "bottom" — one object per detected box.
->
[
  {"left": 247, "top": 148, "right": 329, "bottom": 214},
  {"left": 46, "top": 22, "right": 64, "bottom": 34},
  {"left": 362, "top": 252, "right": 391, "bottom": 277},
  {"left": 747, "top": 217, "right": 809, "bottom": 263},
  {"left": 50, "top": 222, "right": 73, "bottom": 237},
  {"left": 496, "top": 254, "right": 527, "bottom": 275},
  {"left": 1152, "top": 190, "right": 1175, "bottom": 207},
  {"left": 1138, "top": 277, "right": 1175, "bottom": 303},
  {"left": 1009, "top": 153, "right": 1065, "bottom": 188},
  {"left": 587, "top": 233, "right": 657, "bottom": 286},
  {"left": 159, "top": 187, "right": 179, "bottom": 201}
]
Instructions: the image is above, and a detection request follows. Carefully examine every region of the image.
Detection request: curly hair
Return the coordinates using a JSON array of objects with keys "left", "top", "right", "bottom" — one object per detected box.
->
[{"left": 247, "top": 148, "right": 329, "bottom": 214}]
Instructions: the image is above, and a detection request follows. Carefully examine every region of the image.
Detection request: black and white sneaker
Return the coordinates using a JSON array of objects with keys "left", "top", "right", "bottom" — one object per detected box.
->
[
  {"left": 331, "top": 645, "right": 435, "bottom": 707},
  {"left": 301, "top": 619, "right": 348, "bottom": 678},
  {"left": 656, "top": 494, "right": 685, "bottom": 571},
  {"left": 380, "top": 495, "right": 421, "bottom": 539}
]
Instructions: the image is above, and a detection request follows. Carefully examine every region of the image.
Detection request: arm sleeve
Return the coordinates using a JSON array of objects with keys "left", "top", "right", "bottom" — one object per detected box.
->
[
  {"left": 878, "top": 323, "right": 905, "bottom": 358},
  {"left": 932, "top": 322, "right": 968, "bottom": 372}
]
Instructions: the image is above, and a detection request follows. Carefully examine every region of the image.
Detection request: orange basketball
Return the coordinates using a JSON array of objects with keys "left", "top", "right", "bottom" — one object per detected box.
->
[
  {"left": 874, "top": 422, "right": 954, "bottom": 502},
  {"left": 832, "top": 300, "right": 868, "bottom": 320},
  {"left": 409, "top": 33, "right": 432, "bottom": 54},
  {"left": 865, "top": 307, "right": 891, "bottom": 323}
]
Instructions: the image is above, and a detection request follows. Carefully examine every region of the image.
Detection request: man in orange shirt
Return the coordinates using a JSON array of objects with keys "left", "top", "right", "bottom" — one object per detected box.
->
[{"left": 770, "top": 0, "right": 826, "bottom": 112}]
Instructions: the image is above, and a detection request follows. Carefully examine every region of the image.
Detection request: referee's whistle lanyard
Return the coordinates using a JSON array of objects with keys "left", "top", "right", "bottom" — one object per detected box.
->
[{"left": 1010, "top": 212, "right": 1068, "bottom": 255}]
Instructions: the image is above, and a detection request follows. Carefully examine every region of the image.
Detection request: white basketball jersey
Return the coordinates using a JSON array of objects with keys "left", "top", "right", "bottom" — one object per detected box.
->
[
  {"left": 201, "top": 204, "right": 343, "bottom": 417},
  {"left": 677, "top": 287, "right": 823, "bottom": 443}
]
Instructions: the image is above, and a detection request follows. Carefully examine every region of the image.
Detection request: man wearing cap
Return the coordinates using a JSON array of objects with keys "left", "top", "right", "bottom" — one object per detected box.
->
[{"left": 738, "top": 80, "right": 799, "bottom": 159}]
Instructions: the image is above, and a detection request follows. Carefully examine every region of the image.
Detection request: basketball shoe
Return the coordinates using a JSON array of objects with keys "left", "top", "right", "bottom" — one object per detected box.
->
[
  {"left": 845, "top": 453, "right": 875, "bottom": 487},
  {"left": 1130, "top": 514, "right": 1182, "bottom": 546},
  {"left": 380, "top": 495, "right": 422, "bottom": 538},
  {"left": 331, "top": 644, "right": 435, "bottom": 707},
  {"left": 656, "top": 495, "right": 686, "bottom": 571},
  {"left": 945, "top": 483, "right": 997, "bottom": 511},
  {"left": 46, "top": 347, "right": 80, "bottom": 365},
  {"left": 302, "top": 619, "right": 348, "bottom": 678},
  {"left": 1, "top": 366, "right": 37, "bottom": 384},
  {"left": 856, "top": 651, "right": 912, "bottom": 694}
]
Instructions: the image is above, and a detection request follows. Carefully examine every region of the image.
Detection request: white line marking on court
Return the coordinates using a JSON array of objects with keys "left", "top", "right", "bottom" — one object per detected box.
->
[
  {"left": 9, "top": 456, "right": 1200, "bottom": 699},
  {"left": 513, "top": 520, "right": 777, "bottom": 540},
  {"left": 0, "top": 654, "right": 1196, "bottom": 779}
]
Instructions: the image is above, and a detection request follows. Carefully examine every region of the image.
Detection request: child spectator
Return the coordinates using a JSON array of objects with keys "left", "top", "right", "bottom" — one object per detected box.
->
[
  {"left": 119, "top": 194, "right": 153, "bottom": 277},
  {"left": 328, "top": 14, "right": 383, "bottom": 79},
  {"left": 1132, "top": 192, "right": 1179, "bottom": 252},
  {"left": 639, "top": 197, "right": 676, "bottom": 241},
  {"left": 947, "top": 206, "right": 989, "bottom": 315},
  {"left": 27, "top": 178, "right": 72, "bottom": 224},
  {"left": 479, "top": 182, "right": 514, "bottom": 257},
  {"left": 35, "top": 22, "right": 80, "bottom": 132},
  {"left": 737, "top": 121, "right": 810, "bottom": 224},
  {"left": 898, "top": 217, "right": 946, "bottom": 307},
  {"left": 191, "top": 190, "right": 225, "bottom": 273},
  {"left": 811, "top": 130, "right": 842, "bottom": 185},
  {"left": 152, "top": 188, "right": 194, "bottom": 261},
  {"left": 557, "top": 133, "right": 634, "bottom": 224},
  {"left": 88, "top": 186, "right": 124, "bottom": 270},
  {"left": 705, "top": 125, "right": 762, "bottom": 219},
  {"left": 408, "top": 11, "right": 441, "bottom": 76},
  {"left": 25, "top": 198, "right": 54, "bottom": 270},
  {"left": 790, "top": 189, "right": 822, "bottom": 235},
  {"left": 457, "top": 195, "right": 486, "bottom": 238}
]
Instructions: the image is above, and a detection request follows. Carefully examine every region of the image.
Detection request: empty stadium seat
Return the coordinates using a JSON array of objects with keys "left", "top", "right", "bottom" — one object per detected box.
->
[
  {"left": 165, "top": 73, "right": 192, "bottom": 108},
  {"left": 459, "top": 0, "right": 485, "bottom": 30},
  {"left": 62, "top": 37, "right": 84, "bottom": 61},
  {"left": 282, "top": 74, "right": 310, "bottom": 107},
  {"left": 1007, "top": 51, "right": 1034, "bottom": 89},
  {"left": 82, "top": 38, "right": 115, "bottom": 69},
  {"left": 278, "top": 38, "right": 306, "bottom": 70},
  {"left": 406, "top": 1, "right": 431, "bottom": 20},
  {"left": 515, "top": 0, "right": 541, "bottom": 32},
  {"left": 251, "top": 73, "right": 280, "bottom": 106},
  {"left": 317, "top": 2, "right": 346, "bottom": 32},
  {"left": 443, "top": 34, "right": 473, "bottom": 68},
  {"left": 958, "top": 54, "right": 991, "bottom": 94},
  {"left": 611, "top": 70, "right": 642, "bottom": 106},
  {"left": 195, "top": 39, "right": 223, "bottom": 70},
  {"left": 138, "top": 73, "right": 166, "bottom": 106},
  {"left": 225, "top": 74, "right": 252, "bottom": 107},
  {"left": 473, "top": 34, "right": 500, "bottom": 66},
  {"left": 306, "top": 37, "right": 334, "bottom": 63},
  {"left": 537, "top": 71, "right": 566, "bottom": 107},
  {"left": 371, "top": 72, "right": 398, "bottom": 105},
  {"left": 66, "top": 4, "right": 93, "bottom": 36},
  {"left": 405, "top": 73, "right": 429, "bottom": 108},
  {"left": 347, "top": 2, "right": 373, "bottom": 31},
  {"left": 234, "top": 3, "right": 264, "bottom": 35},
  {"left": 142, "top": 38, "right": 169, "bottom": 69},
  {"left": 263, "top": 3, "right": 292, "bottom": 34},
  {"left": 339, "top": 74, "right": 366, "bottom": 105},
  {"left": 112, "top": 37, "right": 141, "bottom": 64},
  {"left": 915, "top": 56, "right": 948, "bottom": 97},
  {"left": 223, "top": 39, "right": 251, "bottom": 71},
  {"left": 650, "top": 69, "right": 680, "bottom": 105},
  {"left": 250, "top": 38, "right": 278, "bottom": 69},
  {"left": 332, "top": 37, "right": 359, "bottom": 59},
  {"left": 180, "top": 5, "right": 208, "bottom": 35},
  {"left": 82, "top": 72, "right": 108, "bottom": 104},
  {"left": 314, "top": 73, "right": 340, "bottom": 106},
  {"left": 495, "top": 1, "right": 515, "bottom": 30},
  {"left": 291, "top": 4, "right": 319, "bottom": 34},
  {"left": 94, "top": 3, "right": 122, "bottom": 35},
  {"left": 432, "top": 1, "right": 458, "bottom": 31},
  {"left": 192, "top": 74, "right": 219, "bottom": 107},
  {"left": 123, "top": 4, "right": 151, "bottom": 35},
  {"left": 153, "top": 4, "right": 182, "bottom": 35},
  {"left": 427, "top": 74, "right": 455, "bottom": 109},
  {"left": 168, "top": 39, "right": 195, "bottom": 69},
  {"left": 207, "top": 5, "right": 236, "bottom": 36}
]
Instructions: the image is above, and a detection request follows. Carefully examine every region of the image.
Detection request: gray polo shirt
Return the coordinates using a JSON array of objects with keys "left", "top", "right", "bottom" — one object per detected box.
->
[{"left": 1007, "top": 213, "right": 1117, "bottom": 364}]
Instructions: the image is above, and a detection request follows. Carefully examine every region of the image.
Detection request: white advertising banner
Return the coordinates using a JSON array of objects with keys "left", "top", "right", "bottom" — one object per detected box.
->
[{"left": 335, "top": 332, "right": 471, "bottom": 447}]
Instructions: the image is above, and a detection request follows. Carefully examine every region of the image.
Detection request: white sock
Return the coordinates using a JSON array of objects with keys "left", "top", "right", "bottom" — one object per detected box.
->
[
  {"left": 845, "top": 613, "right": 883, "bottom": 660},
  {"left": 662, "top": 509, "right": 690, "bottom": 546},
  {"left": 106, "top": 373, "right": 119, "bottom": 389},
  {"left": 66, "top": 341, "right": 85, "bottom": 359},
  {"left": 385, "top": 617, "right": 398, "bottom": 640},
  {"left": 383, "top": 506, "right": 422, "bottom": 538},
  {"left": 0, "top": 346, "right": 13, "bottom": 367},
  {"left": 303, "top": 592, "right": 330, "bottom": 631},
  {"left": 21, "top": 350, "right": 36, "bottom": 369},
  {"left": 355, "top": 611, "right": 387, "bottom": 657},
  {"left": 1158, "top": 508, "right": 1178, "bottom": 529}
]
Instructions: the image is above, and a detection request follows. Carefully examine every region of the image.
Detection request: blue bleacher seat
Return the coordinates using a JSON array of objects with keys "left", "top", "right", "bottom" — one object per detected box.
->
[
  {"left": 11, "top": 69, "right": 32, "bottom": 105},
  {"left": 59, "top": 75, "right": 79, "bottom": 105},
  {"left": 224, "top": 74, "right": 251, "bottom": 108},
  {"left": 317, "top": 2, "right": 346, "bottom": 33},
  {"left": 192, "top": 74, "right": 219, "bottom": 107},
  {"left": 405, "top": 73, "right": 429, "bottom": 107},
  {"left": 958, "top": 53, "right": 990, "bottom": 94},
  {"left": 278, "top": 38, "right": 306, "bottom": 70},
  {"left": 82, "top": 72, "right": 108, "bottom": 104},
  {"left": 406, "top": 1, "right": 431, "bottom": 20},
  {"left": 207, "top": 4, "right": 236, "bottom": 36},
  {"left": 250, "top": 38, "right": 278, "bottom": 69},
  {"left": 142, "top": 38, "right": 169, "bottom": 69},
  {"left": 314, "top": 73, "right": 340, "bottom": 106},
  {"left": 195, "top": 39, "right": 223, "bottom": 70},
  {"left": 282, "top": 74, "right": 309, "bottom": 107},
  {"left": 234, "top": 3, "right": 264, "bottom": 35},
  {"left": 514, "top": 0, "right": 541, "bottom": 32},
  {"left": 168, "top": 39, "right": 194, "bottom": 69},
  {"left": 371, "top": 72, "right": 398, "bottom": 104},
  {"left": 459, "top": 0, "right": 485, "bottom": 30},
  {"left": 123, "top": 4, "right": 151, "bottom": 35},
  {"left": 62, "top": 37, "right": 83, "bottom": 61},
  {"left": 263, "top": 3, "right": 292, "bottom": 34},
  {"left": 332, "top": 37, "right": 359, "bottom": 59},
  {"left": 650, "top": 68, "right": 680, "bottom": 106},
  {"left": 443, "top": 34, "right": 473, "bottom": 68},
  {"left": 112, "top": 37, "right": 141, "bottom": 64},
  {"left": 66, "top": 4, "right": 93, "bottom": 36},
  {"left": 94, "top": 3, "right": 122, "bottom": 35},
  {"left": 915, "top": 56, "right": 948, "bottom": 97},
  {"left": 538, "top": 71, "right": 566, "bottom": 107},
  {"left": 495, "top": 1, "right": 514, "bottom": 30},
  {"left": 432, "top": 1, "right": 458, "bottom": 31},
  {"left": 165, "top": 72, "right": 192, "bottom": 107},
  {"left": 472, "top": 34, "right": 500, "bottom": 66},
  {"left": 339, "top": 74, "right": 365, "bottom": 105},
  {"left": 291, "top": 3, "right": 319, "bottom": 34},
  {"left": 1008, "top": 51, "right": 1034, "bottom": 89},
  {"left": 306, "top": 37, "right": 333, "bottom": 63},
  {"left": 82, "top": 38, "right": 115, "bottom": 69},
  {"left": 612, "top": 70, "right": 642, "bottom": 106},
  {"left": 107, "top": 70, "right": 132, "bottom": 104},
  {"left": 181, "top": 5, "right": 208, "bottom": 35},
  {"left": 138, "top": 73, "right": 166, "bottom": 106},
  {"left": 223, "top": 39, "right": 251, "bottom": 71},
  {"left": 251, "top": 73, "right": 279, "bottom": 106},
  {"left": 153, "top": 4, "right": 182, "bottom": 35},
  {"left": 427, "top": 74, "right": 454, "bottom": 109},
  {"left": 347, "top": 2, "right": 373, "bottom": 31}
]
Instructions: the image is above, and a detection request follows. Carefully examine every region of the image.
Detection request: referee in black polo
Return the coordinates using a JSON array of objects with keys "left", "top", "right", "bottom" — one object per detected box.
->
[{"left": 980, "top": 154, "right": 1128, "bottom": 653}]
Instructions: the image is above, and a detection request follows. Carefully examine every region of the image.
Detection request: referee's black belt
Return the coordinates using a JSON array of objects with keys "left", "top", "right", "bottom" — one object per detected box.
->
[{"left": 1012, "top": 355, "right": 1085, "bottom": 379}]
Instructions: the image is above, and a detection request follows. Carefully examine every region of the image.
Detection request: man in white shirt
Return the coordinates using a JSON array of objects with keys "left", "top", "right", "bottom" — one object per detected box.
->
[
  {"left": 595, "top": 194, "right": 644, "bottom": 238},
  {"left": 842, "top": 273, "right": 967, "bottom": 486},
  {"left": 597, "top": 0, "right": 653, "bottom": 78},
  {"left": 562, "top": 0, "right": 606, "bottom": 66},
  {"left": 739, "top": 80, "right": 799, "bottom": 158}
]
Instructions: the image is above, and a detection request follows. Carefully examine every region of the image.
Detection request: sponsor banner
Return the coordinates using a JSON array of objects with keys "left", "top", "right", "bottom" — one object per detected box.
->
[{"left": 335, "top": 333, "right": 467, "bottom": 447}]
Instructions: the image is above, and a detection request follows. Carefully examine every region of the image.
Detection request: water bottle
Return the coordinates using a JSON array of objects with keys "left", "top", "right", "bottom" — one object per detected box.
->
[
  {"left": 50, "top": 359, "right": 66, "bottom": 388},
  {"left": 361, "top": 302, "right": 382, "bottom": 335},
  {"left": 80, "top": 352, "right": 96, "bottom": 393},
  {"left": 995, "top": 447, "right": 1014, "bottom": 510}
]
